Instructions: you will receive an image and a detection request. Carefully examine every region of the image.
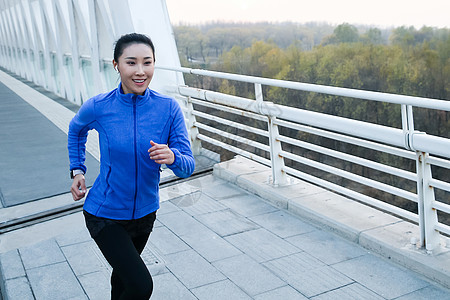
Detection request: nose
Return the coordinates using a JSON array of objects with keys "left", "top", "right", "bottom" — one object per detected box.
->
[{"left": 136, "top": 64, "right": 144, "bottom": 75}]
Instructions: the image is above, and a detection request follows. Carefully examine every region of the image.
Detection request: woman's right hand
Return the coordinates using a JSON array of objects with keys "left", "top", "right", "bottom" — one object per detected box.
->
[{"left": 71, "top": 174, "right": 87, "bottom": 201}]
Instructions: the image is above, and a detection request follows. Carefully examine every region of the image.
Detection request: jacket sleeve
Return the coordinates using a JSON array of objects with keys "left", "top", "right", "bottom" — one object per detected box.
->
[
  {"left": 166, "top": 100, "right": 195, "bottom": 178},
  {"left": 67, "top": 98, "right": 96, "bottom": 173}
]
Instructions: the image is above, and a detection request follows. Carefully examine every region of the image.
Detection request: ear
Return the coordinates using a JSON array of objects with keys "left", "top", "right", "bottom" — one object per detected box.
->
[{"left": 112, "top": 60, "right": 118, "bottom": 72}]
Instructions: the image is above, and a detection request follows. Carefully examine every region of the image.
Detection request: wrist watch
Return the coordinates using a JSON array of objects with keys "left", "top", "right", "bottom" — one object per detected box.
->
[{"left": 70, "top": 169, "right": 85, "bottom": 179}]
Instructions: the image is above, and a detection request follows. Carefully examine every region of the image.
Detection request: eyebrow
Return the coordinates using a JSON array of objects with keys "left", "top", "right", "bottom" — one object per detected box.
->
[{"left": 124, "top": 56, "right": 153, "bottom": 60}]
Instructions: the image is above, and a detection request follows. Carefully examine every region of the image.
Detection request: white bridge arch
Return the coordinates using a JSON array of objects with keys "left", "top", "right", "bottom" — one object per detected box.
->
[{"left": 0, "top": 0, "right": 183, "bottom": 104}]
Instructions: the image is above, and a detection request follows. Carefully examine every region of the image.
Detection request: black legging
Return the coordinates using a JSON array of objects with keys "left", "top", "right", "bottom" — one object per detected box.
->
[{"left": 94, "top": 223, "right": 153, "bottom": 299}]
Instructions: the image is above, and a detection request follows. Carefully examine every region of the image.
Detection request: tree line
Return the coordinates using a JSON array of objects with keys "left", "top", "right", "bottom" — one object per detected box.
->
[{"left": 175, "top": 22, "right": 449, "bottom": 135}]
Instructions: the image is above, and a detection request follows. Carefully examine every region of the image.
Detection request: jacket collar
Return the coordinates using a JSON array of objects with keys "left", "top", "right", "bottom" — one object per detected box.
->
[{"left": 115, "top": 83, "right": 150, "bottom": 106}]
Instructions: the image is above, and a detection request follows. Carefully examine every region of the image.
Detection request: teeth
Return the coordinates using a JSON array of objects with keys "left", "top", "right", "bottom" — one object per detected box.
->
[{"left": 134, "top": 79, "right": 145, "bottom": 83}]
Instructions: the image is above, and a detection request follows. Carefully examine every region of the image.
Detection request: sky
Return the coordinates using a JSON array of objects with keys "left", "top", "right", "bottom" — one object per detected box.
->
[{"left": 165, "top": 0, "right": 450, "bottom": 29}]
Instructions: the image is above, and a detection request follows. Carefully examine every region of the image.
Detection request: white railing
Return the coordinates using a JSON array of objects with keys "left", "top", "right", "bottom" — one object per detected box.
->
[{"left": 158, "top": 65, "right": 450, "bottom": 252}]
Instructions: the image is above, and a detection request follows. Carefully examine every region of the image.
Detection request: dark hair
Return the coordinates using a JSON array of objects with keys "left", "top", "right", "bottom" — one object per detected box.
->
[{"left": 113, "top": 33, "right": 155, "bottom": 62}]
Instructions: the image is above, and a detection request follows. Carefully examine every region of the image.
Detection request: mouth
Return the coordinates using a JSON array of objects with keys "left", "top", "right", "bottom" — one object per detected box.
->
[{"left": 133, "top": 79, "right": 146, "bottom": 84}]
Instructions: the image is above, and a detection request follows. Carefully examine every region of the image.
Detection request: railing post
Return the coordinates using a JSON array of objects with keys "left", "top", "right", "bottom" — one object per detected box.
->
[
  {"left": 416, "top": 151, "right": 440, "bottom": 252},
  {"left": 186, "top": 95, "right": 201, "bottom": 155},
  {"left": 401, "top": 104, "right": 414, "bottom": 149},
  {"left": 255, "top": 83, "right": 287, "bottom": 186},
  {"left": 268, "top": 116, "right": 288, "bottom": 185}
]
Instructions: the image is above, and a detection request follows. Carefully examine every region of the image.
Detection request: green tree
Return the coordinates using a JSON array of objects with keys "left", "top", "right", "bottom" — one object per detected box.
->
[
  {"left": 390, "top": 26, "right": 416, "bottom": 47},
  {"left": 322, "top": 23, "right": 359, "bottom": 45},
  {"left": 362, "top": 28, "right": 383, "bottom": 45},
  {"left": 334, "top": 23, "right": 359, "bottom": 43},
  {"left": 174, "top": 26, "right": 208, "bottom": 62}
]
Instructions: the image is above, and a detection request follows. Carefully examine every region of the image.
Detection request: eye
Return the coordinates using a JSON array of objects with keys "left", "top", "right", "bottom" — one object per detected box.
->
[
  {"left": 145, "top": 61, "right": 153, "bottom": 65},
  {"left": 127, "top": 61, "right": 135, "bottom": 65}
]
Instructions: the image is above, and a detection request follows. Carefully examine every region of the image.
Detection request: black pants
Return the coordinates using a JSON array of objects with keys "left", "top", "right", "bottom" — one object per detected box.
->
[{"left": 85, "top": 211, "right": 157, "bottom": 300}]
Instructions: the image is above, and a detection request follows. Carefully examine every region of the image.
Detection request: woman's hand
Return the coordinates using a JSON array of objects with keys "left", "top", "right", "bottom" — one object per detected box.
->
[
  {"left": 71, "top": 174, "right": 87, "bottom": 201},
  {"left": 148, "top": 140, "right": 175, "bottom": 165}
]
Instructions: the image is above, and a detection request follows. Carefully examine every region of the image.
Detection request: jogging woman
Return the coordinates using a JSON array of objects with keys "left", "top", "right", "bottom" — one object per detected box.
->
[{"left": 68, "top": 33, "right": 195, "bottom": 299}]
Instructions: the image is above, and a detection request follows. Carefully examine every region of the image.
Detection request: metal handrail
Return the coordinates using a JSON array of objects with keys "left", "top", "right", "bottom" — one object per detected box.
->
[
  {"left": 157, "top": 65, "right": 450, "bottom": 111},
  {"left": 177, "top": 81, "right": 450, "bottom": 159}
]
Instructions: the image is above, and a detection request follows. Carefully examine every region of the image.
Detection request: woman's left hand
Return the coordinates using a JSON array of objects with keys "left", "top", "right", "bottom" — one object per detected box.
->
[{"left": 148, "top": 140, "right": 175, "bottom": 165}]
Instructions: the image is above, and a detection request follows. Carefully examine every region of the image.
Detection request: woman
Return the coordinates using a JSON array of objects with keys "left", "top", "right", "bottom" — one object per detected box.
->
[{"left": 68, "top": 33, "right": 195, "bottom": 299}]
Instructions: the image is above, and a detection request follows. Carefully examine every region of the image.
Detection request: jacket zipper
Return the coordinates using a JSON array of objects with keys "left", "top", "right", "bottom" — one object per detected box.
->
[{"left": 132, "top": 96, "right": 138, "bottom": 219}]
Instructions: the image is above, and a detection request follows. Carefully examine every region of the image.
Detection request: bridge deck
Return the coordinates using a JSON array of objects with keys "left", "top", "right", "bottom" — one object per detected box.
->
[{"left": 1, "top": 70, "right": 449, "bottom": 299}]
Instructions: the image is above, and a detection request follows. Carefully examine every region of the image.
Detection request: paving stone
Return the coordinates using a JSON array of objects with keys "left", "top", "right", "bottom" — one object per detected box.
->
[
  {"left": 0, "top": 249, "right": 25, "bottom": 279},
  {"left": 86, "top": 244, "right": 112, "bottom": 273},
  {"left": 55, "top": 228, "right": 91, "bottom": 247},
  {"left": 286, "top": 229, "right": 367, "bottom": 265},
  {"left": 157, "top": 200, "right": 181, "bottom": 215},
  {"left": 141, "top": 243, "right": 168, "bottom": 276},
  {"left": 4, "top": 277, "right": 34, "bottom": 300},
  {"left": 191, "top": 279, "right": 252, "bottom": 300},
  {"left": 193, "top": 154, "right": 217, "bottom": 170},
  {"left": 157, "top": 210, "right": 211, "bottom": 237},
  {"left": 160, "top": 175, "right": 216, "bottom": 202},
  {"left": 166, "top": 249, "right": 226, "bottom": 289},
  {"left": 26, "top": 261, "right": 86, "bottom": 299},
  {"left": 311, "top": 282, "right": 385, "bottom": 300},
  {"left": 213, "top": 254, "right": 285, "bottom": 296},
  {"left": 151, "top": 272, "right": 197, "bottom": 300},
  {"left": 180, "top": 230, "right": 242, "bottom": 262},
  {"left": 250, "top": 210, "right": 317, "bottom": 238},
  {"left": 202, "top": 182, "right": 248, "bottom": 200},
  {"left": 225, "top": 228, "right": 300, "bottom": 262},
  {"left": 84, "top": 239, "right": 167, "bottom": 277},
  {"left": 77, "top": 269, "right": 111, "bottom": 300},
  {"left": 159, "top": 180, "right": 202, "bottom": 202},
  {"left": 153, "top": 219, "right": 164, "bottom": 228},
  {"left": 19, "top": 239, "right": 66, "bottom": 270},
  {"left": 284, "top": 265, "right": 353, "bottom": 297},
  {"left": 61, "top": 240, "right": 107, "bottom": 276},
  {"left": 332, "top": 254, "right": 430, "bottom": 299},
  {"left": 254, "top": 285, "right": 308, "bottom": 300},
  {"left": 183, "top": 174, "right": 225, "bottom": 190},
  {"left": 151, "top": 226, "right": 191, "bottom": 255},
  {"left": 263, "top": 252, "right": 352, "bottom": 297},
  {"left": 171, "top": 192, "right": 227, "bottom": 216},
  {"left": 394, "top": 285, "right": 450, "bottom": 300},
  {"left": 213, "top": 156, "right": 269, "bottom": 181},
  {"left": 220, "top": 194, "right": 278, "bottom": 217},
  {"left": 262, "top": 252, "right": 326, "bottom": 274},
  {"left": 195, "top": 209, "right": 260, "bottom": 237}
]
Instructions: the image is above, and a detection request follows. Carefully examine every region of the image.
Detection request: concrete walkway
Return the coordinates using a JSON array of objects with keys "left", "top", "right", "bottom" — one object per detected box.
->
[
  {"left": 1, "top": 70, "right": 450, "bottom": 299},
  {"left": 1, "top": 172, "right": 450, "bottom": 299},
  {"left": 0, "top": 80, "right": 99, "bottom": 207}
]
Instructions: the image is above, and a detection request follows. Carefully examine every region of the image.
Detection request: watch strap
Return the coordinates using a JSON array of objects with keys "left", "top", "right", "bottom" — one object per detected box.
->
[{"left": 70, "top": 169, "right": 85, "bottom": 179}]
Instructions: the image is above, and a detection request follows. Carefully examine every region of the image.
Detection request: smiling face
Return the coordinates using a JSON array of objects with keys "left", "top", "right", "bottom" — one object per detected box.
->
[{"left": 113, "top": 43, "right": 155, "bottom": 95}]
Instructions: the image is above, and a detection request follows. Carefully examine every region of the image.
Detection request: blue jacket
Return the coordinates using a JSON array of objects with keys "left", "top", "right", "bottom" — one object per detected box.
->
[{"left": 68, "top": 84, "right": 195, "bottom": 220}]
